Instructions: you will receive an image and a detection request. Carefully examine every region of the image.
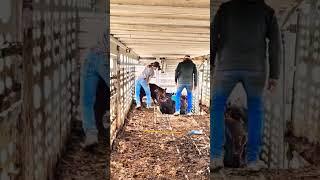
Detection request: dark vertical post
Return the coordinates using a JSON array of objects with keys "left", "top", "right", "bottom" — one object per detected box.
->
[
  {"left": 290, "top": 10, "right": 301, "bottom": 136},
  {"left": 106, "top": 0, "right": 110, "bottom": 179},
  {"left": 281, "top": 29, "right": 286, "bottom": 169},
  {"left": 21, "top": 0, "right": 34, "bottom": 179}
]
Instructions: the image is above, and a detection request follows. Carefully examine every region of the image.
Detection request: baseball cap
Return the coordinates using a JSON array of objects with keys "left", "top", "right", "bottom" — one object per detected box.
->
[{"left": 152, "top": 61, "right": 161, "bottom": 70}]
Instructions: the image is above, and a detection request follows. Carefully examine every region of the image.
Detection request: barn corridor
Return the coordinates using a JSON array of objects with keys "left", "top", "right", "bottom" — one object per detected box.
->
[
  {"left": 111, "top": 108, "right": 210, "bottom": 179},
  {"left": 109, "top": 0, "right": 211, "bottom": 179},
  {"left": 1, "top": 0, "right": 320, "bottom": 179}
]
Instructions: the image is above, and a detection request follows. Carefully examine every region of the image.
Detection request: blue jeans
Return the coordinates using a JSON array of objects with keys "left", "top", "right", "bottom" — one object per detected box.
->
[
  {"left": 81, "top": 50, "right": 108, "bottom": 133},
  {"left": 210, "top": 70, "right": 266, "bottom": 163},
  {"left": 135, "top": 79, "right": 151, "bottom": 107},
  {"left": 175, "top": 84, "right": 193, "bottom": 113}
]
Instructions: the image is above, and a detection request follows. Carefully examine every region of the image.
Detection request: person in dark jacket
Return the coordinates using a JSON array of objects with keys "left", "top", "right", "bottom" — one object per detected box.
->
[
  {"left": 210, "top": 0, "right": 281, "bottom": 171},
  {"left": 174, "top": 55, "right": 198, "bottom": 116}
]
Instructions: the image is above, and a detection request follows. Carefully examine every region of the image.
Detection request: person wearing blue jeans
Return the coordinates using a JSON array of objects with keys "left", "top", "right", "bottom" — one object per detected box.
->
[
  {"left": 175, "top": 84, "right": 193, "bottom": 115},
  {"left": 211, "top": 71, "right": 269, "bottom": 169},
  {"left": 81, "top": 32, "right": 108, "bottom": 147},
  {"left": 135, "top": 62, "right": 161, "bottom": 109},
  {"left": 211, "top": 0, "right": 280, "bottom": 171},
  {"left": 174, "top": 55, "right": 198, "bottom": 116}
]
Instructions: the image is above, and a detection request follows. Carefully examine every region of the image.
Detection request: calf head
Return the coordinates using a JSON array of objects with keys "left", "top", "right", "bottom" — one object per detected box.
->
[{"left": 155, "top": 87, "right": 167, "bottom": 103}]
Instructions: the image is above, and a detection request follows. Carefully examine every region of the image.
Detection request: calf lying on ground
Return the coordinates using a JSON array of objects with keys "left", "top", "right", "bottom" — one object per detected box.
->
[
  {"left": 158, "top": 93, "right": 187, "bottom": 115},
  {"left": 139, "top": 83, "right": 167, "bottom": 106}
]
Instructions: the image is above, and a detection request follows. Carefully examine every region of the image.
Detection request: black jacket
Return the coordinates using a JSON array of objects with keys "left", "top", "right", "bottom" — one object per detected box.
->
[
  {"left": 175, "top": 59, "right": 198, "bottom": 86},
  {"left": 211, "top": 0, "right": 281, "bottom": 79}
]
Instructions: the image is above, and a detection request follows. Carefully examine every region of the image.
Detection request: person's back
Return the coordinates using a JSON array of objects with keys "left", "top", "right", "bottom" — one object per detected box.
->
[
  {"left": 174, "top": 55, "right": 198, "bottom": 116},
  {"left": 212, "top": 0, "right": 280, "bottom": 79},
  {"left": 210, "top": 0, "right": 280, "bottom": 171},
  {"left": 176, "top": 59, "right": 197, "bottom": 85}
]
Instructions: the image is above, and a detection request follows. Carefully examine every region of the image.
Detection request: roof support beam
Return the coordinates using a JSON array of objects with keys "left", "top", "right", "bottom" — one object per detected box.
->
[
  {"left": 111, "top": 30, "right": 209, "bottom": 37},
  {"left": 117, "top": 36, "right": 208, "bottom": 42},
  {"left": 110, "top": 4, "right": 209, "bottom": 17},
  {"left": 110, "top": 0, "right": 210, "bottom": 8},
  {"left": 111, "top": 16, "right": 209, "bottom": 27},
  {"left": 110, "top": 24, "right": 209, "bottom": 33}
]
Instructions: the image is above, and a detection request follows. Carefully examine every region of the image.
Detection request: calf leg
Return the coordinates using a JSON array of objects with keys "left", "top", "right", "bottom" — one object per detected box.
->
[{"left": 153, "top": 97, "right": 159, "bottom": 105}]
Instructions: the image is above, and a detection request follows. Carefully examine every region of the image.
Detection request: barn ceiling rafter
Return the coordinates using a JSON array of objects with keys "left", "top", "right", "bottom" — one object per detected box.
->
[{"left": 110, "top": 0, "right": 303, "bottom": 61}]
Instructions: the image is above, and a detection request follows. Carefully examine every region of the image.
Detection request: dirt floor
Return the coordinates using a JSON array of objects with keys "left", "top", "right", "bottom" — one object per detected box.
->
[
  {"left": 53, "top": 107, "right": 320, "bottom": 180},
  {"left": 55, "top": 120, "right": 109, "bottom": 180},
  {"left": 209, "top": 126, "right": 320, "bottom": 180},
  {"left": 111, "top": 107, "right": 320, "bottom": 180},
  {"left": 210, "top": 166, "right": 320, "bottom": 180},
  {"left": 111, "top": 108, "right": 210, "bottom": 180},
  {"left": 285, "top": 130, "right": 320, "bottom": 166}
]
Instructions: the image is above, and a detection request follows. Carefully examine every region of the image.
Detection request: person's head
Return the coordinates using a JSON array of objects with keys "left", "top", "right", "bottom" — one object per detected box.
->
[
  {"left": 183, "top": 55, "right": 192, "bottom": 61},
  {"left": 150, "top": 61, "right": 161, "bottom": 70}
]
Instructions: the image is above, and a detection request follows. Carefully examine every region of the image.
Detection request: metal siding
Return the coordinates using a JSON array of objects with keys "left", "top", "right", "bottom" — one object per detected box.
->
[
  {"left": 110, "top": 40, "right": 139, "bottom": 146},
  {"left": 292, "top": 0, "right": 320, "bottom": 144},
  {"left": 12, "top": 0, "right": 92, "bottom": 179},
  {"left": 0, "top": 1, "right": 22, "bottom": 179}
]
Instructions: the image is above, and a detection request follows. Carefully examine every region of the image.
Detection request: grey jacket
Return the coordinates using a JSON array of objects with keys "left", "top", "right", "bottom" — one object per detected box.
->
[
  {"left": 138, "top": 65, "right": 155, "bottom": 82},
  {"left": 211, "top": 0, "right": 281, "bottom": 79},
  {"left": 175, "top": 59, "right": 198, "bottom": 86}
]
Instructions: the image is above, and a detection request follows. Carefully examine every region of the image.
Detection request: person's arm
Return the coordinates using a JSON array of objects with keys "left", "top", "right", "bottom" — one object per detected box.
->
[
  {"left": 266, "top": 11, "right": 281, "bottom": 80},
  {"left": 266, "top": 10, "right": 281, "bottom": 92},
  {"left": 175, "top": 63, "right": 181, "bottom": 84},
  {"left": 193, "top": 64, "right": 198, "bottom": 88},
  {"left": 211, "top": 5, "right": 223, "bottom": 69}
]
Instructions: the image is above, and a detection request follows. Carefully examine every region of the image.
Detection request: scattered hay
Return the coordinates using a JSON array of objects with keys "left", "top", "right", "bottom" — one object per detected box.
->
[{"left": 111, "top": 108, "right": 210, "bottom": 179}]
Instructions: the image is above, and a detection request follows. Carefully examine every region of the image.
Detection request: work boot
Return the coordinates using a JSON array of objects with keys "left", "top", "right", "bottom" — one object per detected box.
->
[
  {"left": 210, "top": 158, "right": 224, "bottom": 172},
  {"left": 136, "top": 104, "right": 141, "bottom": 109},
  {"left": 246, "top": 160, "right": 267, "bottom": 171},
  {"left": 173, "top": 111, "right": 180, "bottom": 116}
]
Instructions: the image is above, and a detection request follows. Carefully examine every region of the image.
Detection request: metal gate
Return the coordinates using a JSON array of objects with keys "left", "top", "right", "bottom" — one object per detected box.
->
[
  {"left": 110, "top": 38, "right": 139, "bottom": 145},
  {"left": 263, "top": 0, "right": 320, "bottom": 169},
  {"left": 0, "top": 1, "right": 22, "bottom": 179},
  {"left": 198, "top": 56, "right": 210, "bottom": 108},
  {"left": 0, "top": 0, "right": 94, "bottom": 179},
  {"left": 291, "top": 0, "right": 320, "bottom": 143}
]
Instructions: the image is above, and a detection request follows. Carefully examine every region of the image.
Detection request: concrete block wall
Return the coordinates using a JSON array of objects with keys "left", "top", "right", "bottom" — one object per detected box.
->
[{"left": 0, "top": 0, "right": 102, "bottom": 179}]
